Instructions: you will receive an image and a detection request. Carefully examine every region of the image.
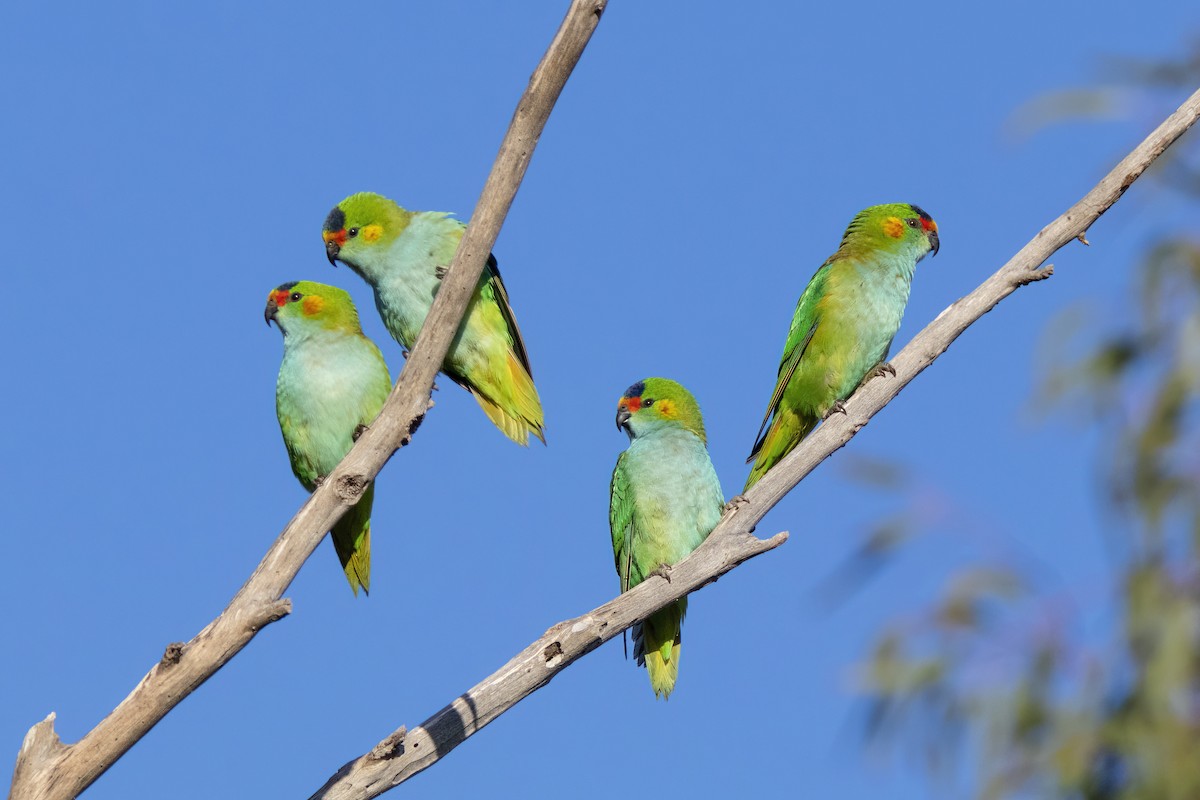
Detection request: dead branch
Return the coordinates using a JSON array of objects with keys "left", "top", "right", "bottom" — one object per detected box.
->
[
  {"left": 307, "top": 85, "right": 1200, "bottom": 799},
  {"left": 6, "top": 2, "right": 608, "bottom": 799}
]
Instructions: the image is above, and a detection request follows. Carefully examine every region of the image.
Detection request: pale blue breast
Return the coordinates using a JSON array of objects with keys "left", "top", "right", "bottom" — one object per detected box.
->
[
  {"left": 623, "top": 428, "right": 724, "bottom": 569},
  {"left": 277, "top": 332, "right": 388, "bottom": 478},
  {"left": 372, "top": 212, "right": 463, "bottom": 348},
  {"left": 842, "top": 252, "right": 916, "bottom": 365}
]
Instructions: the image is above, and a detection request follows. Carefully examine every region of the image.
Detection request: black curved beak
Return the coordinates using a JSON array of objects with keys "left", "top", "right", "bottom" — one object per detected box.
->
[
  {"left": 325, "top": 240, "right": 340, "bottom": 266},
  {"left": 616, "top": 408, "right": 631, "bottom": 432},
  {"left": 264, "top": 300, "right": 278, "bottom": 327},
  {"left": 928, "top": 230, "right": 940, "bottom": 257}
]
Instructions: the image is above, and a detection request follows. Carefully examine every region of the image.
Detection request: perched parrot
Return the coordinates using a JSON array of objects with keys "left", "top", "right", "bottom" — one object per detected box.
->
[
  {"left": 744, "top": 203, "right": 939, "bottom": 489},
  {"left": 266, "top": 281, "right": 392, "bottom": 596},
  {"left": 610, "top": 378, "right": 724, "bottom": 699},
  {"left": 321, "top": 192, "right": 544, "bottom": 446}
]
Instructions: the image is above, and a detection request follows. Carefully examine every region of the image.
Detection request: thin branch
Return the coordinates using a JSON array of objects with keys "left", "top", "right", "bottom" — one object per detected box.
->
[
  {"left": 6, "top": 3, "right": 607, "bottom": 799},
  {"left": 308, "top": 86, "right": 1200, "bottom": 799},
  {"left": 746, "top": 85, "right": 1200, "bottom": 513},
  {"left": 309, "top": 528, "right": 788, "bottom": 800}
]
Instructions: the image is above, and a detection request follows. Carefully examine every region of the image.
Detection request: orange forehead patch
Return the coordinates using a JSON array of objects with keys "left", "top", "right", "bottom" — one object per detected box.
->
[
  {"left": 623, "top": 396, "right": 642, "bottom": 413},
  {"left": 301, "top": 295, "right": 325, "bottom": 316},
  {"left": 921, "top": 217, "right": 938, "bottom": 233},
  {"left": 272, "top": 290, "right": 290, "bottom": 306},
  {"left": 883, "top": 217, "right": 905, "bottom": 238},
  {"left": 323, "top": 229, "right": 347, "bottom": 246}
]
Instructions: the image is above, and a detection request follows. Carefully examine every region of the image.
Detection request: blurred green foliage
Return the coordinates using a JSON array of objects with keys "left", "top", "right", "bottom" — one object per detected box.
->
[{"left": 856, "top": 43, "right": 1200, "bottom": 799}]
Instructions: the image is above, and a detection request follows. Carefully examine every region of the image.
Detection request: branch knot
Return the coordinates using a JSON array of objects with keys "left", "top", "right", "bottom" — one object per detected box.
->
[
  {"left": 160, "top": 642, "right": 185, "bottom": 668},
  {"left": 335, "top": 474, "right": 369, "bottom": 504},
  {"left": 368, "top": 727, "right": 407, "bottom": 761}
]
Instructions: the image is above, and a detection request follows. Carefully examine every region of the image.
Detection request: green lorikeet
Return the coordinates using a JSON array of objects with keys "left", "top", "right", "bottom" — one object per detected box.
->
[
  {"left": 610, "top": 378, "right": 724, "bottom": 699},
  {"left": 266, "top": 281, "right": 392, "bottom": 595},
  {"left": 322, "top": 192, "right": 544, "bottom": 445},
  {"left": 745, "top": 203, "right": 939, "bottom": 489}
]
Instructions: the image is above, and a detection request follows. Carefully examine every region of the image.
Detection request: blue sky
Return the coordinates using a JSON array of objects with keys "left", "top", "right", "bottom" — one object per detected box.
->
[{"left": 3, "top": 2, "right": 1198, "bottom": 798}]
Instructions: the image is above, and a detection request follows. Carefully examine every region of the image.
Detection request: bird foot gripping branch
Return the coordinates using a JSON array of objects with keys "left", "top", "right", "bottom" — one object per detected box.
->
[
  {"left": 865, "top": 361, "right": 897, "bottom": 381},
  {"left": 722, "top": 494, "right": 750, "bottom": 514},
  {"left": 823, "top": 401, "right": 849, "bottom": 419}
]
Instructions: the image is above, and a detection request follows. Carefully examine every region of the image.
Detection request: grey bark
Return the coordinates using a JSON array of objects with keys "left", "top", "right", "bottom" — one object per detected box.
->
[
  {"left": 305, "top": 86, "right": 1200, "bottom": 799},
  {"left": 7, "top": 2, "right": 608, "bottom": 799}
]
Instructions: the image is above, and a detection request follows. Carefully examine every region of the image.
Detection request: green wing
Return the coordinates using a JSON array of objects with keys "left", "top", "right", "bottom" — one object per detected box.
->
[
  {"left": 609, "top": 452, "right": 639, "bottom": 593},
  {"left": 747, "top": 261, "right": 831, "bottom": 460},
  {"left": 479, "top": 253, "right": 534, "bottom": 378},
  {"left": 441, "top": 217, "right": 532, "bottom": 377},
  {"left": 278, "top": 412, "right": 320, "bottom": 490}
]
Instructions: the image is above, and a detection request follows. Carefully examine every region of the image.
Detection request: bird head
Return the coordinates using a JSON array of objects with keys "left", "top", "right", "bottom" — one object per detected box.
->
[
  {"left": 615, "top": 377, "right": 707, "bottom": 443},
  {"left": 843, "top": 203, "right": 939, "bottom": 261},
  {"left": 264, "top": 280, "right": 361, "bottom": 336},
  {"left": 322, "top": 192, "right": 411, "bottom": 275}
]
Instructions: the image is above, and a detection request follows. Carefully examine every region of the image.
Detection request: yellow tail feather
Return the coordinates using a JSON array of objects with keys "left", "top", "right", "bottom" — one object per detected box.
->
[
  {"left": 744, "top": 409, "right": 817, "bottom": 491},
  {"left": 469, "top": 351, "right": 545, "bottom": 445},
  {"left": 331, "top": 485, "right": 373, "bottom": 596},
  {"left": 341, "top": 525, "right": 371, "bottom": 596},
  {"left": 636, "top": 599, "right": 686, "bottom": 699}
]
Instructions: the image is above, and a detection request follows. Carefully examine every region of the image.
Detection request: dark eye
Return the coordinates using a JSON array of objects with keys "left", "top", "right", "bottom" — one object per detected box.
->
[
  {"left": 905, "top": 218, "right": 919, "bottom": 228},
  {"left": 643, "top": 398, "right": 654, "bottom": 407},
  {"left": 347, "top": 227, "right": 360, "bottom": 238},
  {"left": 290, "top": 292, "right": 302, "bottom": 302}
]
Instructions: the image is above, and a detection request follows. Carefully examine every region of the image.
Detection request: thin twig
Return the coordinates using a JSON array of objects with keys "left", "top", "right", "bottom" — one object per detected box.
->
[
  {"left": 307, "top": 85, "right": 1200, "bottom": 799},
  {"left": 6, "top": 2, "right": 608, "bottom": 799}
]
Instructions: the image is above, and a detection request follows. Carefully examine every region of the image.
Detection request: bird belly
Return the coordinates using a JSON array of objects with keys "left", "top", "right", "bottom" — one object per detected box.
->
[
  {"left": 278, "top": 342, "right": 381, "bottom": 478},
  {"left": 374, "top": 214, "right": 463, "bottom": 350},
  {"left": 624, "top": 434, "right": 722, "bottom": 580},
  {"left": 797, "top": 273, "right": 908, "bottom": 412}
]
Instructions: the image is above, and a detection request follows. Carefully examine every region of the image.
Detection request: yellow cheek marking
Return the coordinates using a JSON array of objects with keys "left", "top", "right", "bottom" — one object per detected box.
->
[
  {"left": 361, "top": 224, "right": 383, "bottom": 242},
  {"left": 656, "top": 399, "right": 676, "bottom": 418},
  {"left": 883, "top": 217, "right": 905, "bottom": 238},
  {"left": 302, "top": 296, "right": 325, "bottom": 316}
]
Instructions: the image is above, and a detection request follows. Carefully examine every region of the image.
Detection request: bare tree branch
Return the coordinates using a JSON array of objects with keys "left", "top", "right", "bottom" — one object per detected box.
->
[
  {"left": 307, "top": 86, "right": 1200, "bottom": 799},
  {"left": 7, "top": 3, "right": 608, "bottom": 799},
  {"left": 309, "top": 528, "right": 788, "bottom": 800}
]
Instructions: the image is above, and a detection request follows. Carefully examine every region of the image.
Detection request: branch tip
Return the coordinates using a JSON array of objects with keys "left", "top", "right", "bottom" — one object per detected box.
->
[
  {"left": 13, "top": 712, "right": 65, "bottom": 781},
  {"left": 1015, "top": 265, "right": 1054, "bottom": 286}
]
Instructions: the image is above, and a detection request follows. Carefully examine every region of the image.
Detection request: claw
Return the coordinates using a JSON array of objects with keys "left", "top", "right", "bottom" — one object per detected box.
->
[
  {"left": 435, "top": 265, "right": 449, "bottom": 280},
  {"left": 866, "top": 361, "right": 897, "bottom": 381},
  {"left": 353, "top": 424, "right": 368, "bottom": 442},
  {"left": 647, "top": 564, "right": 673, "bottom": 584},
  {"left": 823, "top": 400, "right": 848, "bottom": 419},
  {"left": 723, "top": 494, "right": 750, "bottom": 513}
]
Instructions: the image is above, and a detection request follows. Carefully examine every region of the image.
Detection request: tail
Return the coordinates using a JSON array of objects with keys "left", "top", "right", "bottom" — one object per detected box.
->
[
  {"left": 468, "top": 350, "right": 545, "bottom": 446},
  {"left": 744, "top": 409, "right": 817, "bottom": 491},
  {"left": 330, "top": 482, "right": 374, "bottom": 596},
  {"left": 633, "top": 597, "right": 687, "bottom": 699}
]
